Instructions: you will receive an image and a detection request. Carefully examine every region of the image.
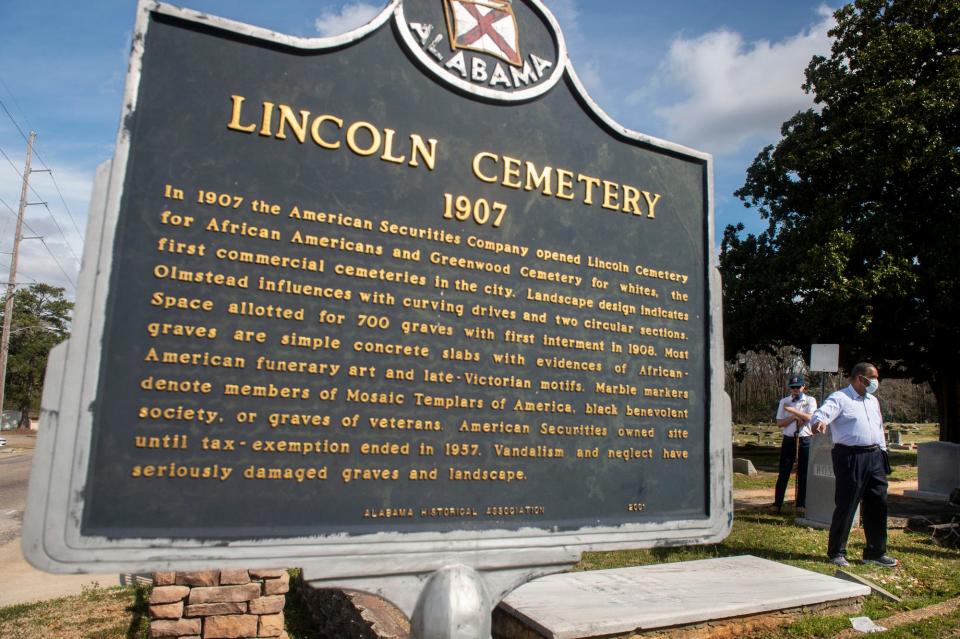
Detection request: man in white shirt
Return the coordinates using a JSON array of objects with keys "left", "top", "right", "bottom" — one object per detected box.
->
[
  {"left": 811, "top": 362, "right": 898, "bottom": 568},
  {"left": 773, "top": 375, "right": 817, "bottom": 514}
]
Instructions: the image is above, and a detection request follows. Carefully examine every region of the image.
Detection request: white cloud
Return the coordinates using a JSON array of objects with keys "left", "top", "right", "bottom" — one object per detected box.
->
[
  {"left": 653, "top": 6, "right": 835, "bottom": 154},
  {"left": 314, "top": 2, "right": 386, "bottom": 37}
]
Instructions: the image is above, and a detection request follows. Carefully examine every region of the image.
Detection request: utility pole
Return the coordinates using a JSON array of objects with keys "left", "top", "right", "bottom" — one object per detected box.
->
[{"left": 0, "top": 130, "right": 35, "bottom": 424}]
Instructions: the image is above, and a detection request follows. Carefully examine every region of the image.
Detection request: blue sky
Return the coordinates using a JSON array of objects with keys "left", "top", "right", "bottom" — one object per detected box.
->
[{"left": 0, "top": 0, "right": 838, "bottom": 297}]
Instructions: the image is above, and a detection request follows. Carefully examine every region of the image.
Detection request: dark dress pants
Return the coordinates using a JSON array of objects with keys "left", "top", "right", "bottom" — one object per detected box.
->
[
  {"left": 774, "top": 436, "right": 810, "bottom": 508},
  {"left": 828, "top": 446, "right": 888, "bottom": 559}
]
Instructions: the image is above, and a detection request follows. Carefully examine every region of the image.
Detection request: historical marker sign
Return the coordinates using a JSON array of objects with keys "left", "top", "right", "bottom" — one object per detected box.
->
[{"left": 25, "top": 0, "right": 730, "bottom": 574}]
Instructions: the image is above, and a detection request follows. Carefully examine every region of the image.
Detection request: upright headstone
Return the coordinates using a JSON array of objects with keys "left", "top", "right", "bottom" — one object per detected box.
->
[
  {"left": 24, "top": 0, "right": 730, "bottom": 630},
  {"left": 905, "top": 442, "right": 960, "bottom": 501},
  {"left": 733, "top": 458, "right": 758, "bottom": 476},
  {"left": 796, "top": 433, "right": 858, "bottom": 529}
]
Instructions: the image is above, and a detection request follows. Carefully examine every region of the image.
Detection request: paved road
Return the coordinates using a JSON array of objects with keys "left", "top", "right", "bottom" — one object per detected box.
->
[
  {"left": 0, "top": 452, "right": 32, "bottom": 545},
  {"left": 0, "top": 447, "right": 117, "bottom": 609}
]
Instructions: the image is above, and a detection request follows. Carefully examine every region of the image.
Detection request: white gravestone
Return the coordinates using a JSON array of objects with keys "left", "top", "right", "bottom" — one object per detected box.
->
[
  {"left": 796, "top": 433, "right": 858, "bottom": 529},
  {"left": 905, "top": 441, "right": 960, "bottom": 501}
]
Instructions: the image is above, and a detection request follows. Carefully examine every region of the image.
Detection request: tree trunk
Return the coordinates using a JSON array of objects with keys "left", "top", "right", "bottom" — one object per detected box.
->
[
  {"left": 17, "top": 402, "right": 30, "bottom": 430},
  {"left": 933, "top": 371, "right": 960, "bottom": 443}
]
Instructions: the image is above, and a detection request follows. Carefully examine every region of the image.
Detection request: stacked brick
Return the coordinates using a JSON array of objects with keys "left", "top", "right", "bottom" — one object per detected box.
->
[{"left": 148, "top": 569, "right": 290, "bottom": 639}]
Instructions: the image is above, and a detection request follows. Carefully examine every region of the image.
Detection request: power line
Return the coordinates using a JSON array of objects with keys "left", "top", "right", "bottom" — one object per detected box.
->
[
  {"left": 0, "top": 143, "right": 82, "bottom": 265},
  {"left": 38, "top": 201, "right": 81, "bottom": 265},
  {"left": 0, "top": 143, "right": 25, "bottom": 177},
  {"left": 0, "top": 85, "right": 85, "bottom": 294},
  {"left": 0, "top": 99, "right": 87, "bottom": 240},
  {"left": 0, "top": 196, "right": 40, "bottom": 238},
  {"left": 37, "top": 238, "right": 76, "bottom": 288},
  {"left": 0, "top": 78, "right": 32, "bottom": 133},
  {"left": 0, "top": 196, "right": 76, "bottom": 291},
  {"left": 0, "top": 97, "right": 30, "bottom": 143},
  {"left": 0, "top": 264, "right": 38, "bottom": 287},
  {"left": 36, "top": 166, "right": 85, "bottom": 238},
  {"left": 0, "top": 98, "right": 86, "bottom": 246}
]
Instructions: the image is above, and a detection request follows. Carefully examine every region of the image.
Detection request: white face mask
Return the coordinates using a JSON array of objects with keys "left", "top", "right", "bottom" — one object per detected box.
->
[{"left": 864, "top": 378, "right": 879, "bottom": 394}]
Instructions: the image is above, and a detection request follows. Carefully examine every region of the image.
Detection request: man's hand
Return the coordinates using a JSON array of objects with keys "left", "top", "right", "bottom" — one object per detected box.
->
[{"left": 812, "top": 421, "right": 827, "bottom": 434}]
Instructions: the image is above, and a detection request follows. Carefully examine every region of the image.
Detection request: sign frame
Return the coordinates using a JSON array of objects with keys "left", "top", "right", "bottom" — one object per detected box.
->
[
  {"left": 24, "top": 0, "right": 731, "bottom": 585},
  {"left": 809, "top": 344, "right": 840, "bottom": 373}
]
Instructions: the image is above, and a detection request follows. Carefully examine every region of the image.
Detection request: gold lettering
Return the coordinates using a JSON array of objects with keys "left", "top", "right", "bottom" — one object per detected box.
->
[
  {"left": 602, "top": 180, "right": 620, "bottom": 210},
  {"left": 642, "top": 190, "right": 662, "bottom": 218},
  {"left": 473, "top": 151, "right": 498, "bottom": 183},
  {"left": 578, "top": 174, "right": 601, "bottom": 204},
  {"left": 524, "top": 161, "right": 553, "bottom": 195},
  {"left": 309, "top": 114, "right": 343, "bottom": 149},
  {"left": 226, "top": 95, "right": 256, "bottom": 133},
  {"left": 502, "top": 156, "right": 522, "bottom": 188},
  {"left": 409, "top": 134, "right": 438, "bottom": 170},
  {"left": 555, "top": 168, "right": 575, "bottom": 200},
  {"left": 380, "top": 128, "right": 407, "bottom": 164},
  {"left": 259, "top": 101, "right": 275, "bottom": 137},
  {"left": 345, "top": 121, "right": 381, "bottom": 156},
  {"left": 622, "top": 184, "right": 643, "bottom": 215},
  {"left": 275, "top": 104, "right": 310, "bottom": 143}
]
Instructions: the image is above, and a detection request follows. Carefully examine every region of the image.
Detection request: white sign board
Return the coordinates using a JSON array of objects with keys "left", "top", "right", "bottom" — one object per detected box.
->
[{"left": 809, "top": 344, "right": 840, "bottom": 373}]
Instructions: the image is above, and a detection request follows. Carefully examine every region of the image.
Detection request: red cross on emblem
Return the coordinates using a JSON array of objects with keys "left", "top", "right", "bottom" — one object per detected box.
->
[{"left": 445, "top": 0, "right": 523, "bottom": 67}]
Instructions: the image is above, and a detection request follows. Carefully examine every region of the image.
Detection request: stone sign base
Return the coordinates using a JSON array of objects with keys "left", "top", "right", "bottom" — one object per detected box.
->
[
  {"left": 148, "top": 569, "right": 289, "bottom": 639},
  {"left": 492, "top": 556, "right": 869, "bottom": 639}
]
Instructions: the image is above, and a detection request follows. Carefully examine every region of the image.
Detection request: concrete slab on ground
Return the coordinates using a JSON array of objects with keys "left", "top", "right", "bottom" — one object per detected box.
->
[{"left": 496, "top": 555, "right": 870, "bottom": 639}]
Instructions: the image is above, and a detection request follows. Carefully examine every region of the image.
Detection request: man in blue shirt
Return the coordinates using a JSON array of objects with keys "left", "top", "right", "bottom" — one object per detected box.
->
[{"left": 811, "top": 362, "right": 898, "bottom": 568}]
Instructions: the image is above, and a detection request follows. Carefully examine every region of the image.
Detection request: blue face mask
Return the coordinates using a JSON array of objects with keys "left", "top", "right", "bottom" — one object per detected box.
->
[{"left": 864, "top": 378, "right": 879, "bottom": 394}]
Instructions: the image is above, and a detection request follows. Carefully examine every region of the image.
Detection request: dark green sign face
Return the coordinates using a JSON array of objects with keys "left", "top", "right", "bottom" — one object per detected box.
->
[{"left": 82, "top": 0, "right": 711, "bottom": 540}]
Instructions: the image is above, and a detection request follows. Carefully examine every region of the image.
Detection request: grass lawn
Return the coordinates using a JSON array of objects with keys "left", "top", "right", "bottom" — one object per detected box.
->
[{"left": 0, "top": 584, "right": 149, "bottom": 639}]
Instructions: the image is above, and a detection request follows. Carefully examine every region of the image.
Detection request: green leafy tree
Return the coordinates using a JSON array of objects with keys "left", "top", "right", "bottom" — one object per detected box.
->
[
  {"left": 1, "top": 284, "right": 72, "bottom": 426},
  {"left": 722, "top": 0, "right": 960, "bottom": 441}
]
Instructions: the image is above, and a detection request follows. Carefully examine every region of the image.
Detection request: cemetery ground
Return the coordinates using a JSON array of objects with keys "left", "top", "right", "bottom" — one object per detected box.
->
[{"left": 1, "top": 423, "right": 958, "bottom": 638}]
